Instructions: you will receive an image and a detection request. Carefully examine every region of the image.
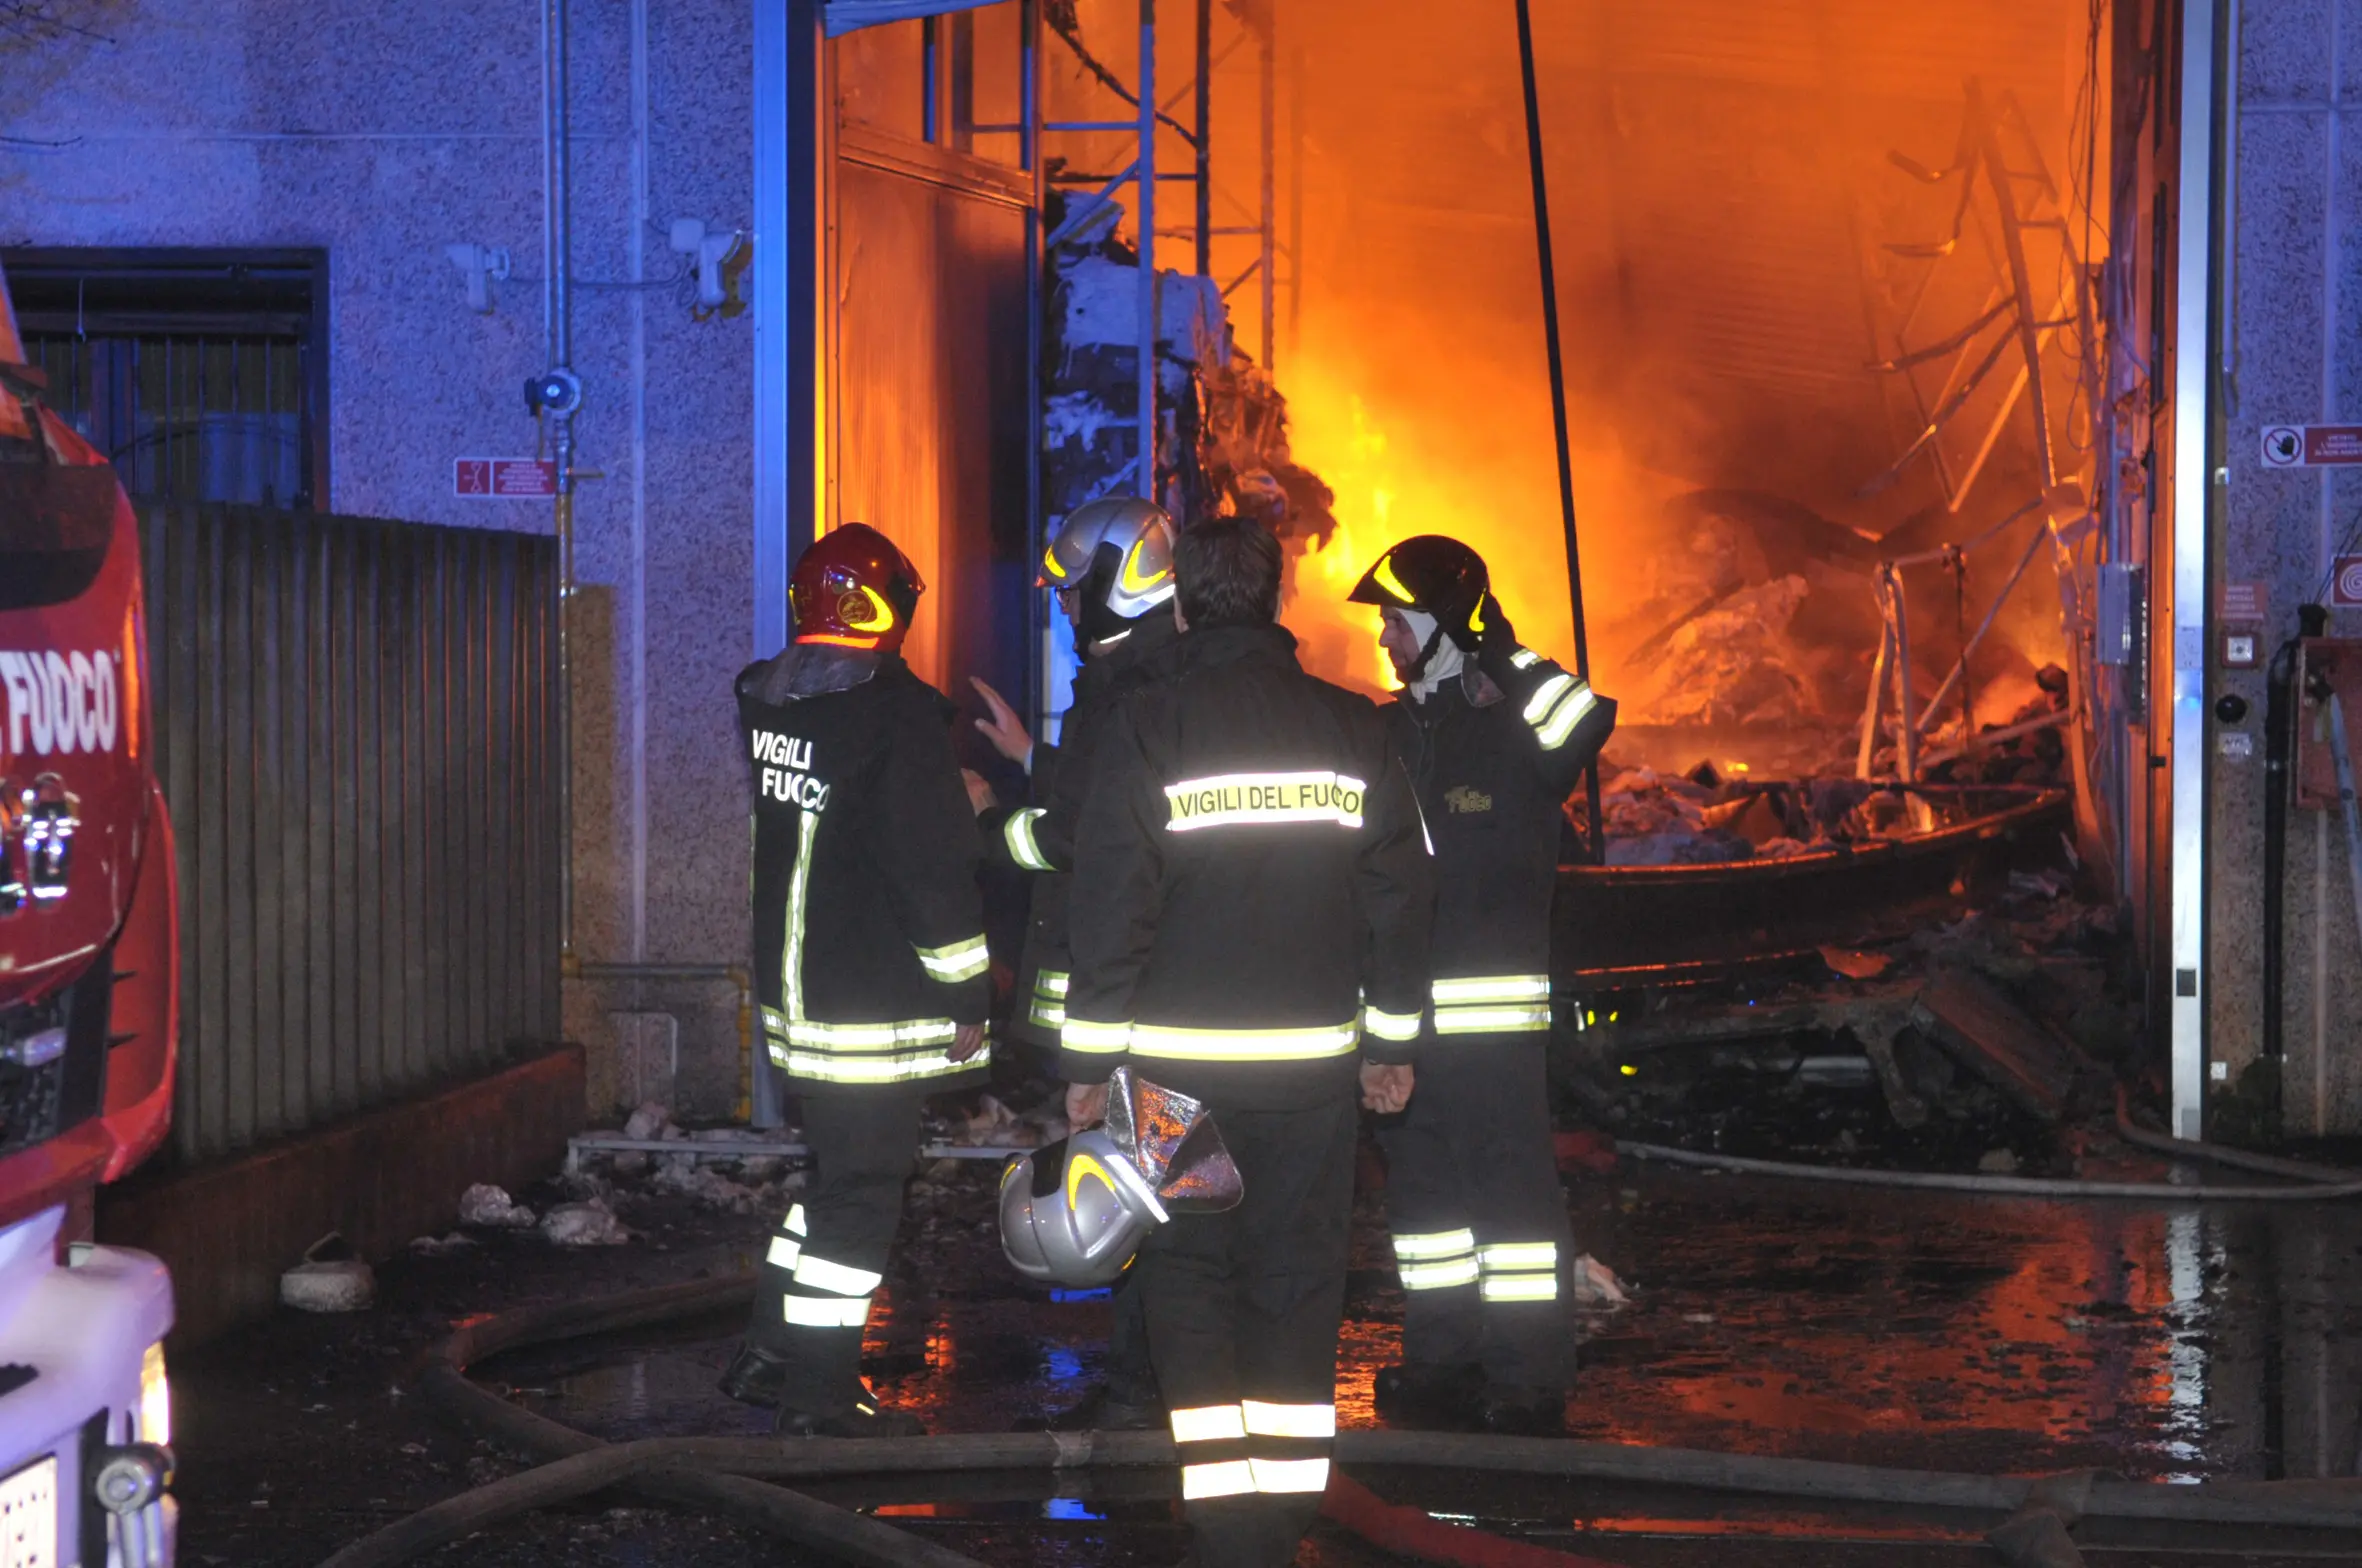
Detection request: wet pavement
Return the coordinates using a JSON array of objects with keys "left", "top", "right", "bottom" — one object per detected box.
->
[{"left": 161, "top": 1115, "right": 2362, "bottom": 1566}]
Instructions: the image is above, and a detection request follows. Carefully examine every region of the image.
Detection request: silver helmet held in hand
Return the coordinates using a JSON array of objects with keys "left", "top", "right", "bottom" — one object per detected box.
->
[{"left": 998, "top": 1066, "right": 1242, "bottom": 1289}]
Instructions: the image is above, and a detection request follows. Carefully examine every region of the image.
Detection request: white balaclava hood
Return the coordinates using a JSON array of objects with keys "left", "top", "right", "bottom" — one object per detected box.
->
[{"left": 1397, "top": 609, "right": 1465, "bottom": 700}]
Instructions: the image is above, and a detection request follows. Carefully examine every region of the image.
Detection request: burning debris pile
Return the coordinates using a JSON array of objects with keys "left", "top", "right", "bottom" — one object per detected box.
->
[
  {"left": 1582, "top": 757, "right": 2071, "bottom": 869},
  {"left": 1041, "top": 193, "right": 1334, "bottom": 547}
]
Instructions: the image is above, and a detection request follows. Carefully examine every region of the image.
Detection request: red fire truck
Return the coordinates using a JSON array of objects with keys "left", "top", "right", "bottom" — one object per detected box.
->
[{"left": 0, "top": 268, "right": 180, "bottom": 1564}]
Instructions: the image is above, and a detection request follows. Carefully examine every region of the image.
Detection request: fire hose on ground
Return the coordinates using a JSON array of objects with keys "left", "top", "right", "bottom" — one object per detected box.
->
[{"left": 315, "top": 1274, "right": 2362, "bottom": 1568}]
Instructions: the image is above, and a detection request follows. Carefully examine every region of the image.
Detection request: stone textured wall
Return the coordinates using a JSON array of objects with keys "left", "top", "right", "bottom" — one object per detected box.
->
[
  {"left": 0, "top": 0, "right": 759, "bottom": 1119},
  {"left": 2211, "top": 0, "right": 2362, "bottom": 1134}
]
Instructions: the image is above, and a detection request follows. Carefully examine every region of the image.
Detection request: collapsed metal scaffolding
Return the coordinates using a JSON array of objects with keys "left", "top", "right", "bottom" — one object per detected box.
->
[{"left": 1854, "top": 79, "right": 2114, "bottom": 881}]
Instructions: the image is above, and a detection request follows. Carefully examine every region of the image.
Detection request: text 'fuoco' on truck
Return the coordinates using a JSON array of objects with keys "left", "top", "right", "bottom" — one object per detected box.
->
[{"left": 0, "top": 266, "right": 181, "bottom": 1567}]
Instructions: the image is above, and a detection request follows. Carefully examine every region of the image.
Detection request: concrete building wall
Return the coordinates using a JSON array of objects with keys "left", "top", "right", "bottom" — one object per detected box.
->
[
  {"left": 0, "top": 0, "right": 760, "bottom": 1119},
  {"left": 2211, "top": 0, "right": 2362, "bottom": 1135}
]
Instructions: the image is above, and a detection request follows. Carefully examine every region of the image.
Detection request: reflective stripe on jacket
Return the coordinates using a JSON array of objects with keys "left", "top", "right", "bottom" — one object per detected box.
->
[
  {"left": 1390, "top": 642, "right": 1614, "bottom": 1039},
  {"left": 739, "top": 648, "right": 989, "bottom": 1090},
  {"left": 1059, "top": 624, "right": 1434, "bottom": 1110}
]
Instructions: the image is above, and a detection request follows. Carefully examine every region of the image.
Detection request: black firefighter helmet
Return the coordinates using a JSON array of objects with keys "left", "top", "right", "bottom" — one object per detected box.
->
[{"left": 1347, "top": 534, "right": 1490, "bottom": 679}]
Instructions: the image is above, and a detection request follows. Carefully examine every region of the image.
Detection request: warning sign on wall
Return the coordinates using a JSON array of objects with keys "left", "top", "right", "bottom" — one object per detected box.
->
[
  {"left": 2333, "top": 555, "right": 2362, "bottom": 609},
  {"left": 2260, "top": 424, "right": 2362, "bottom": 468},
  {"left": 454, "top": 458, "right": 558, "bottom": 498}
]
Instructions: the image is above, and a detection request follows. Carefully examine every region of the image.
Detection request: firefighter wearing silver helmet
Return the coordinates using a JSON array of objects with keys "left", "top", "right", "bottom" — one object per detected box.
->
[
  {"left": 968, "top": 496, "right": 1184, "bottom": 1432},
  {"left": 1347, "top": 533, "right": 1617, "bottom": 1436}
]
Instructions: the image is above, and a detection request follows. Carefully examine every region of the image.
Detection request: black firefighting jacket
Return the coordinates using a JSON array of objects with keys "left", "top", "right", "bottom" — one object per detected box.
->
[
  {"left": 1059, "top": 624, "right": 1435, "bottom": 1110},
  {"left": 1387, "top": 642, "right": 1614, "bottom": 1039},
  {"left": 739, "top": 645, "right": 990, "bottom": 1093},
  {"left": 979, "top": 614, "right": 1184, "bottom": 1049}
]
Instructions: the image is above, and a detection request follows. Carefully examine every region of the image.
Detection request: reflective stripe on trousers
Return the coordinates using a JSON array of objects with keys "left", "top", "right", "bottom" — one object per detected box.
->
[
  {"left": 1478, "top": 1240, "right": 1559, "bottom": 1302},
  {"left": 1390, "top": 1227, "right": 1478, "bottom": 1291},
  {"left": 1430, "top": 974, "right": 1551, "bottom": 1036},
  {"left": 1170, "top": 1401, "right": 1336, "bottom": 1498}
]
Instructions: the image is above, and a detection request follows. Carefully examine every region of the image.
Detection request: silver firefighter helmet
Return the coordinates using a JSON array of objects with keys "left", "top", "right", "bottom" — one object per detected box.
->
[
  {"left": 998, "top": 1066, "right": 1242, "bottom": 1289},
  {"left": 1037, "top": 496, "right": 1177, "bottom": 643}
]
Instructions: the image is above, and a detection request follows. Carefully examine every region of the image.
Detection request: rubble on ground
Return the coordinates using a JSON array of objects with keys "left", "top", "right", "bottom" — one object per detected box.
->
[
  {"left": 458, "top": 1183, "right": 538, "bottom": 1229},
  {"left": 280, "top": 1234, "right": 376, "bottom": 1313},
  {"left": 542, "top": 1199, "right": 631, "bottom": 1247}
]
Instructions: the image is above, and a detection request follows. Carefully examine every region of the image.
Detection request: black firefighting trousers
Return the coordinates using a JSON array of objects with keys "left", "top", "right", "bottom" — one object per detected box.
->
[
  {"left": 1138, "top": 1094, "right": 1358, "bottom": 1568},
  {"left": 1376, "top": 1038, "right": 1575, "bottom": 1392},
  {"left": 745, "top": 1089, "right": 926, "bottom": 1414}
]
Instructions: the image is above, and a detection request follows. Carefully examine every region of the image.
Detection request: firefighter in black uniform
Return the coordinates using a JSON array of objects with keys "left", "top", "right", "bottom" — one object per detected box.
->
[
  {"left": 970, "top": 495, "right": 1183, "bottom": 1432},
  {"left": 1347, "top": 534, "right": 1615, "bottom": 1436},
  {"left": 719, "top": 522, "right": 992, "bottom": 1437},
  {"left": 1063, "top": 517, "right": 1434, "bottom": 1568}
]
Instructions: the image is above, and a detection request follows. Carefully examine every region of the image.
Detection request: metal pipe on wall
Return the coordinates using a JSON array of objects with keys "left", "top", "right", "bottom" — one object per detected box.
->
[
  {"left": 1136, "top": 0, "right": 1158, "bottom": 504},
  {"left": 545, "top": 0, "right": 580, "bottom": 964}
]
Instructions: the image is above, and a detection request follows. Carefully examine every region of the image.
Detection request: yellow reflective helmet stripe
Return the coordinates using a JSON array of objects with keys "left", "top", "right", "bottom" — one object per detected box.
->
[
  {"left": 1371, "top": 554, "right": 1416, "bottom": 605},
  {"left": 841, "top": 582, "right": 898, "bottom": 633},
  {"left": 1121, "top": 535, "right": 1172, "bottom": 594},
  {"left": 1004, "top": 808, "right": 1054, "bottom": 871},
  {"left": 1042, "top": 543, "right": 1068, "bottom": 581}
]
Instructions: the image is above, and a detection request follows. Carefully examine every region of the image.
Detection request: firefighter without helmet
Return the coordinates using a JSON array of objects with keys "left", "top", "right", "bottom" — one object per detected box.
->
[{"left": 1038, "top": 497, "right": 1178, "bottom": 644}]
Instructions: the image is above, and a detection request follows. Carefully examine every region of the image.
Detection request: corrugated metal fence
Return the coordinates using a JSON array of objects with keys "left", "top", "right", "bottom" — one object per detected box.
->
[{"left": 137, "top": 503, "right": 561, "bottom": 1163}]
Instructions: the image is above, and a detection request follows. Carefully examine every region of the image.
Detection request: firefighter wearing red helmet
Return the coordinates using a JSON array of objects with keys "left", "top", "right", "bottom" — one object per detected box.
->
[
  {"left": 720, "top": 522, "right": 991, "bottom": 1436},
  {"left": 1347, "top": 533, "right": 1617, "bottom": 1435}
]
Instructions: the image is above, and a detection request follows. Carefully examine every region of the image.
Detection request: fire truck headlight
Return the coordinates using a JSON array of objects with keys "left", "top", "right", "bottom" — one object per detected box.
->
[
  {"left": 139, "top": 1342, "right": 169, "bottom": 1447},
  {"left": 92, "top": 1443, "right": 171, "bottom": 1515}
]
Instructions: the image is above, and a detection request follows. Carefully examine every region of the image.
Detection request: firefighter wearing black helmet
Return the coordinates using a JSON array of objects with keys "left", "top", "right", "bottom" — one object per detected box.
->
[
  {"left": 718, "top": 522, "right": 991, "bottom": 1438},
  {"left": 967, "top": 495, "right": 1184, "bottom": 1432},
  {"left": 1347, "top": 533, "right": 1616, "bottom": 1435},
  {"left": 1064, "top": 518, "right": 1434, "bottom": 1568}
]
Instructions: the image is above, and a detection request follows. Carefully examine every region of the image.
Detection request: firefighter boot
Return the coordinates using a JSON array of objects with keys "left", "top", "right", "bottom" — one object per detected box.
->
[
  {"left": 718, "top": 1343, "right": 791, "bottom": 1409},
  {"left": 775, "top": 1383, "right": 927, "bottom": 1439},
  {"left": 1041, "top": 1382, "right": 1167, "bottom": 1432},
  {"left": 1372, "top": 1362, "right": 1483, "bottom": 1429}
]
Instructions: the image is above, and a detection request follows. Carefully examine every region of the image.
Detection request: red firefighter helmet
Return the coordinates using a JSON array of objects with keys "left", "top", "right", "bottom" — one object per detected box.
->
[{"left": 789, "top": 523, "right": 925, "bottom": 653}]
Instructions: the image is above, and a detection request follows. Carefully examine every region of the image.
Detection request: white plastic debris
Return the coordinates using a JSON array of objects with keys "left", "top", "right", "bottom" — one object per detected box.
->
[
  {"left": 1570, "top": 1254, "right": 1630, "bottom": 1308},
  {"left": 407, "top": 1232, "right": 478, "bottom": 1256},
  {"left": 281, "top": 1235, "right": 376, "bottom": 1313},
  {"left": 622, "top": 1101, "right": 677, "bottom": 1142},
  {"left": 458, "top": 1183, "right": 539, "bottom": 1229},
  {"left": 651, "top": 1161, "right": 760, "bottom": 1213},
  {"left": 542, "top": 1199, "right": 630, "bottom": 1246}
]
